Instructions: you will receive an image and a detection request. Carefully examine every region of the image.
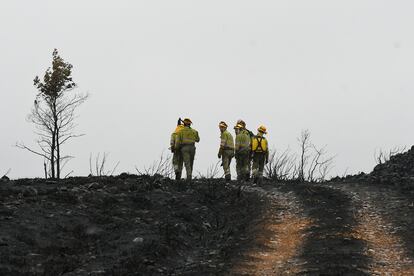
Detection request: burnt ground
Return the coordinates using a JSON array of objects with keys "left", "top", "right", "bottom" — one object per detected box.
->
[
  {"left": 277, "top": 183, "right": 370, "bottom": 275},
  {"left": 0, "top": 175, "right": 269, "bottom": 275},
  {"left": 1, "top": 175, "right": 414, "bottom": 275}
]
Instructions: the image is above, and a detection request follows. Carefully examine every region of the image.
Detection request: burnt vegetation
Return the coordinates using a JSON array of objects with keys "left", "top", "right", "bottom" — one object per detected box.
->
[
  {"left": 265, "top": 129, "right": 335, "bottom": 183},
  {"left": 0, "top": 175, "right": 268, "bottom": 275}
]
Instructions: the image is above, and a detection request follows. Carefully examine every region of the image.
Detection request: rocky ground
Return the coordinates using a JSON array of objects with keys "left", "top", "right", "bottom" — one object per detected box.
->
[{"left": 1, "top": 147, "right": 414, "bottom": 275}]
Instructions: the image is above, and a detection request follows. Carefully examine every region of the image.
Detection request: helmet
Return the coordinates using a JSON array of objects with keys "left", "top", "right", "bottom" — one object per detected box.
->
[
  {"left": 183, "top": 118, "right": 192, "bottom": 125},
  {"left": 237, "top": 119, "right": 246, "bottom": 128},
  {"left": 219, "top": 121, "right": 228, "bottom": 128},
  {"left": 234, "top": 124, "right": 243, "bottom": 129},
  {"left": 258, "top": 125, "right": 267, "bottom": 134}
]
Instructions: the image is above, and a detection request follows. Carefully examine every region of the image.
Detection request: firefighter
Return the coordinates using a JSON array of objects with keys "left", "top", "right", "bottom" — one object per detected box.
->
[
  {"left": 236, "top": 119, "right": 254, "bottom": 179},
  {"left": 170, "top": 118, "right": 184, "bottom": 180},
  {"left": 218, "top": 121, "right": 234, "bottom": 181},
  {"left": 234, "top": 124, "right": 251, "bottom": 181},
  {"left": 251, "top": 125, "right": 269, "bottom": 184},
  {"left": 175, "top": 118, "right": 200, "bottom": 181}
]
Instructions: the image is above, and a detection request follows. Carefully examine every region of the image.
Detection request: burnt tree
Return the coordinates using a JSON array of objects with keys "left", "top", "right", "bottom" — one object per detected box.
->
[{"left": 17, "top": 49, "right": 87, "bottom": 179}]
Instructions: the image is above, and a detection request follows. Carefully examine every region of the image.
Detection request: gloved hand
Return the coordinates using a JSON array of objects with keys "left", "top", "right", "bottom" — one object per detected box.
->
[
  {"left": 170, "top": 147, "right": 175, "bottom": 153},
  {"left": 218, "top": 153, "right": 221, "bottom": 159},
  {"left": 265, "top": 158, "right": 269, "bottom": 164}
]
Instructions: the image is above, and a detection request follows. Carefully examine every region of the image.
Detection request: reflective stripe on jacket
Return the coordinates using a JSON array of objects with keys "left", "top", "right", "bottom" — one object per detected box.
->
[
  {"left": 175, "top": 126, "right": 200, "bottom": 148},
  {"left": 235, "top": 129, "right": 251, "bottom": 151},
  {"left": 220, "top": 130, "right": 234, "bottom": 150}
]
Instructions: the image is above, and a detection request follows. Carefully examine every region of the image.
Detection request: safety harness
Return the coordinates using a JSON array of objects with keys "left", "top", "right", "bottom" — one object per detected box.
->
[{"left": 253, "top": 136, "right": 265, "bottom": 153}]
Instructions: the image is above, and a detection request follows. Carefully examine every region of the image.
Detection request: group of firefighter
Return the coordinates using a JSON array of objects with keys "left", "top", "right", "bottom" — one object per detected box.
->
[{"left": 170, "top": 118, "right": 269, "bottom": 184}]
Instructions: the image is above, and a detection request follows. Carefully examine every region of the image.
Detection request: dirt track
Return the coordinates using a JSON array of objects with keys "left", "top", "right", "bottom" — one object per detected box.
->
[
  {"left": 1, "top": 176, "right": 414, "bottom": 275},
  {"left": 232, "top": 182, "right": 414, "bottom": 275}
]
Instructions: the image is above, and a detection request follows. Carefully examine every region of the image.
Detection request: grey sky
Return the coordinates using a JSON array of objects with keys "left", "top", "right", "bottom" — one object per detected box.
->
[{"left": 1, "top": 1, "right": 413, "bottom": 178}]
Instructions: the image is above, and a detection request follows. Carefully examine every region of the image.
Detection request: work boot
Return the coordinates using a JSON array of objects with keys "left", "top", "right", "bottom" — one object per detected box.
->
[
  {"left": 225, "top": 174, "right": 231, "bottom": 182},
  {"left": 175, "top": 172, "right": 181, "bottom": 180}
]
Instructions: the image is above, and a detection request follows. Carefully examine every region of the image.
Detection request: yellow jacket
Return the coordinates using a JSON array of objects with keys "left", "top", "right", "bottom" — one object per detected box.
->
[
  {"left": 235, "top": 129, "right": 251, "bottom": 153},
  {"left": 220, "top": 130, "right": 234, "bottom": 150},
  {"left": 170, "top": 125, "right": 184, "bottom": 148},
  {"left": 175, "top": 126, "right": 200, "bottom": 148}
]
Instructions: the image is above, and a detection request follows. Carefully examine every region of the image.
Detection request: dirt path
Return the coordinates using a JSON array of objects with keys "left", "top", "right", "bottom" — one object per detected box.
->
[
  {"left": 281, "top": 183, "right": 370, "bottom": 275},
  {"left": 332, "top": 183, "right": 414, "bottom": 275},
  {"left": 231, "top": 182, "right": 414, "bottom": 275},
  {"left": 230, "top": 187, "right": 312, "bottom": 275}
]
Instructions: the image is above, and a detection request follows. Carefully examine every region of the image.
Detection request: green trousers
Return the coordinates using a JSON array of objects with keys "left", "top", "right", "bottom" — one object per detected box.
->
[
  {"left": 180, "top": 144, "right": 196, "bottom": 181},
  {"left": 252, "top": 152, "right": 266, "bottom": 181},
  {"left": 221, "top": 149, "right": 234, "bottom": 178},
  {"left": 172, "top": 151, "right": 183, "bottom": 177},
  {"left": 236, "top": 151, "right": 250, "bottom": 181}
]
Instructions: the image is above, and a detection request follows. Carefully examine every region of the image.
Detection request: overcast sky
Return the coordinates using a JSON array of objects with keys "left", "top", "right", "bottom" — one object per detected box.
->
[{"left": 1, "top": 1, "right": 413, "bottom": 179}]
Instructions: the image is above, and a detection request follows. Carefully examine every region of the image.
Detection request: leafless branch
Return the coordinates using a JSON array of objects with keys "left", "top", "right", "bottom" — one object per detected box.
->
[
  {"left": 135, "top": 151, "right": 173, "bottom": 178},
  {"left": 16, "top": 142, "right": 50, "bottom": 160},
  {"left": 64, "top": 170, "right": 74, "bottom": 178},
  {"left": 89, "top": 152, "right": 120, "bottom": 177},
  {"left": 374, "top": 146, "right": 407, "bottom": 165},
  {"left": 2, "top": 168, "right": 11, "bottom": 178},
  {"left": 265, "top": 148, "right": 298, "bottom": 181},
  {"left": 197, "top": 161, "right": 222, "bottom": 179}
]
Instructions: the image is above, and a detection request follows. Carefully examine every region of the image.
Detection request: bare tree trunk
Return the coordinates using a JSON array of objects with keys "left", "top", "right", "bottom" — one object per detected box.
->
[
  {"left": 299, "top": 140, "right": 306, "bottom": 182},
  {"left": 50, "top": 129, "right": 56, "bottom": 179},
  {"left": 44, "top": 162, "right": 47, "bottom": 179},
  {"left": 52, "top": 101, "right": 60, "bottom": 179},
  {"left": 299, "top": 150, "right": 305, "bottom": 181},
  {"left": 298, "top": 130, "right": 310, "bottom": 182},
  {"left": 56, "top": 128, "right": 60, "bottom": 179}
]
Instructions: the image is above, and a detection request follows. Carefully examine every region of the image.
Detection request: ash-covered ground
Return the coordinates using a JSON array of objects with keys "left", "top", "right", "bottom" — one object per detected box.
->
[
  {"left": 0, "top": 175, "right": 268, "bottom": 275},
  {"left": 1, "top": 147, "right": 414, "bottom": 275}
]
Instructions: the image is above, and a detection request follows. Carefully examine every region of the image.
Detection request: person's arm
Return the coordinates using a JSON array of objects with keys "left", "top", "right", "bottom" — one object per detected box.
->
[
  {"left": 220, "top": 133, "right": 227, "bottom": 148},
  {"left": 194, "top": 130, "right": 200, "bottom": 143},
  {"left": 175, "top": 132, "right": 181, "bottom": 150},
  {"left": 218, "top": 133, "right": 225, "bottom": 158},
  {"left": 170, "top": 133, "right": 176, "bottom": 152}
]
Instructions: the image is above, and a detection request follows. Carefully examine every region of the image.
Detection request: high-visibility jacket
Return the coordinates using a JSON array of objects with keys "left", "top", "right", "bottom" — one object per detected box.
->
[
  {"left": 251, "top": 134, "right": 268, "bottom": 153},
  {"left": 220, "top": 130, "right": 234, "bottom": 150},
  {"left": 170, "top": 125, "right": 184, "bottom": 148},
  {"left": 235, "top": 129, "right": 251, "bottom": 152},
  {"left": 175, "top": 126, "right": 200, "bottom": 148}
]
